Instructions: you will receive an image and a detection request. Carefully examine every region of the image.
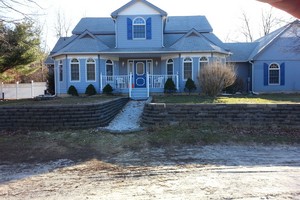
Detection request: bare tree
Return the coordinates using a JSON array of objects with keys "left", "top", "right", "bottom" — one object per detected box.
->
[
  {"left": 54, "top": 9, "right": 72, "bottom": 38},
  {"left": 240, "top": 8, "right": 290, "bottom": 42},
  {"left": 0, "top": 0, "right": 42, "bottom": 23},
  {"left": 240, "top": 11, "right": 253, "bottom": 42}
]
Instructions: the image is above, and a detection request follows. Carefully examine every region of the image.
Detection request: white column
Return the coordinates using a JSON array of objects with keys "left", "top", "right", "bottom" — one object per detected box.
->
[
  {"left": 31, "top": 80, "right": 34, "bottom": 98},
  {"left": 129, "top": 72, "right": 132, "bottom": 98},
  {"left": 16, "top": 81, "right": 19, "bottom": 100},
  {"left": 176, "top": 72, "right": 179, "bottom": 91},
  {"left": 146, "top": 72, "right": 150, "bottom": 98},
  {"left": 100, "top": 72, "right": 103, "bottom": 93}
]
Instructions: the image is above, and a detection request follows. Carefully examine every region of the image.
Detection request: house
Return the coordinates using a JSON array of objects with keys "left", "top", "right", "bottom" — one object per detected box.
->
[
  {"left": 49, "top": 0, "right": 300, "bottom": 99},
  {"left": 227, "top": 20, "right": 300, "bottom": 93}
]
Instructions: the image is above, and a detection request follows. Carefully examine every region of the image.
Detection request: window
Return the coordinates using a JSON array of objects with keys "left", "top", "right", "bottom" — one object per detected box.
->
[
  {"left": 59, "top": 60, "right": 63, "bottom": 82},
  {"left": 106, "top": 60, "right": 113, "bottom": 81},
  {"left": 269, "top": 63, "right": 280, "bottom": 84},
  {"left": 199, "top": 57, "right": 208, "bottom": 69},
  {"left": 133, "top": 17, "right": 146, "bottom": 39},
  {"left": 183, "top": 57, "right": 193, "bottom": 80},
  {"left": 167, "top": 59, "right": 174, "bottom": 77},
  {"left": 86, "top": 58, "right": 96, "bottom": 81},
  {"left": 136, "top": 62, "right": 145, "bottom": 75},
  {"left": 70, "top": 58, "right": 80, "bottom": 81}
]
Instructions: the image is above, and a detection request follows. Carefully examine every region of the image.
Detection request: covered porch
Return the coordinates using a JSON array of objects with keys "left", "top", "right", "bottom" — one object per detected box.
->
[{"left": 100, "top": 73, "right": 179, "bottom": 99}]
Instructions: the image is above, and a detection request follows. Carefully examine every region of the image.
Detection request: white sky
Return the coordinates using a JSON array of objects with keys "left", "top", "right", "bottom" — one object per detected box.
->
[{"left": 36, "top": 0, "right": 295, "bottom": 51}]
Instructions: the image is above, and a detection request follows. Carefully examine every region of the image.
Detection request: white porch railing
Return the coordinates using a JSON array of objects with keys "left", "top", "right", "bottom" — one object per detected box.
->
[{"left": 100, "top": 73, "right": 179, "bottom": 94}]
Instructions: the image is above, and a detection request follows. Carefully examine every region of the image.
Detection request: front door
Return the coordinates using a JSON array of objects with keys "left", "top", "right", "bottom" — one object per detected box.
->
[{"left": 134, "top": 61, "right": 147, "bottom": 88}]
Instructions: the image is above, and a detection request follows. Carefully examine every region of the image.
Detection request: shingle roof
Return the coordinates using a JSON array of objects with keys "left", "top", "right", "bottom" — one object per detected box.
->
[
  {"left": 54, "top": 31, "right": 109, "bottom": 55},
  {"left": 165, "top": 16, "right": 213, "bottom": 33},
  {"left": 248, "top": 24, "right": 289, "bottom": 59},
  {"left": 225, "top": 43, "right": 258, "bottom": 62},
  {"left": 111, "top": 0, "right": 167, "bottom": 18},
  {"left": 72, "top": 18, "right": 115, "bottom": 35},
  {"left": 170, "top": 29, "right": 228, "bottom": 53}
]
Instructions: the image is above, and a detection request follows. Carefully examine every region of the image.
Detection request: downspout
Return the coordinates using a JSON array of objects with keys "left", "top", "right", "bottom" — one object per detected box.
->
[
  {"left": 178, "top": 53, "right": 181, "bottom": 92},
  {"left": 65, "top": 55, "right": 68, "bottom": 95},
  {"left": 249, "top": 60, "right": 255, "bottom": 93},
  {"left": 53, "top": 58, "right": 57, "bottom": 97},
  {"left": 98, "top": 54, "right": 101, "bottom": 93}
]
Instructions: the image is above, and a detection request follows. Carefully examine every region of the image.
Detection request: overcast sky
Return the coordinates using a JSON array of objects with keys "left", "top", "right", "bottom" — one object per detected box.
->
[{"left": 35, "top": 0, "right": 295, "bottom": 51}]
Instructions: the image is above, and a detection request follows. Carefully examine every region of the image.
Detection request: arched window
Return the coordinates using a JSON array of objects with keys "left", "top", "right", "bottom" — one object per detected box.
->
[
  {"left": 269, "top": 63, "right": 280, "bottom": 84},
  {"left": 70, "top": 58, "right": 80, "bottom": 81},
  {"left": 167, "top": 59, "right": 174, "bottom": 77},
  {"left": 106, "top": 60, "right": 114, "bottom": 81},
  {"left": 86, "top": 58, "right": 96, "bottom": 81},
  {"left": 133, "top": 17, "right": 146, "bottom": 39},
  {"left": 199, "top": 56, "right": 208, "bottom": 69},
  {"left": 183, "top": 57, "right": 193, "bottom": 80},
  {"left": 59, "top": 60, "right": 63, "bottom": 82}
]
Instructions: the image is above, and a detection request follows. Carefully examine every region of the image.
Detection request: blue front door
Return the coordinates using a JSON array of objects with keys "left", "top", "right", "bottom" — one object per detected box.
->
[{"left": 134, "top": 61, "right": 147, "bottom": 88}]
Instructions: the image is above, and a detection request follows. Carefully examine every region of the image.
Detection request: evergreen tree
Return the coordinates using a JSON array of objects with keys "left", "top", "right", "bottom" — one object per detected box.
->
[{"left": 0, "top": 21, "right": 41, "bottom": 74}]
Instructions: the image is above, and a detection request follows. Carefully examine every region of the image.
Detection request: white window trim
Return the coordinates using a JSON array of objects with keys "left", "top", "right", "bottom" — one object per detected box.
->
[
  {"left": 70, "top": 58, "right": 80, "bottom": 82},
  {"left": 106, "top": 60, "right": 114, "bottom": 79},
  {"left": 182, "top": 57, "right": 193, "bottom": 81},
  {"left": 136, "top": 62, "right": 145, "bottom": 75},
  {"left": 133, "top": 17, "right": 146, "bottom": 40},
  {"left": 166, "top": 59, "right": 174, "bottom": 76},
  {"left": 199, "top": 56, "right": 209, "bottom": 73},
  {"left": 268, "top": 63, "right": 280, "bottom": 85},
  {"left": 59, "top": 60, "right": 63, "bottom": 82},
  {"left": 86, "top": 58, "right": 96, "bottom": 82}
]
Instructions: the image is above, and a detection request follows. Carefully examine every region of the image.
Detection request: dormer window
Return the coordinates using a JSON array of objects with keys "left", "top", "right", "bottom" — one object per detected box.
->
[{"left": 133, "top": 17, "right": 146, "bottom": 39}]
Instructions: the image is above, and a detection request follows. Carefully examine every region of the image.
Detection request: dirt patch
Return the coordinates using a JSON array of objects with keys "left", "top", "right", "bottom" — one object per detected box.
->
[{"left": 1, "top": 145, "right": 299, "bottom": 200}]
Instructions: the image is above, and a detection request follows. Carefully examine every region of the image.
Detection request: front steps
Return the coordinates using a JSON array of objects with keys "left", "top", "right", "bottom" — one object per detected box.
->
[{"left": 131, "top": 88, "right": 148, "bottom": 100}]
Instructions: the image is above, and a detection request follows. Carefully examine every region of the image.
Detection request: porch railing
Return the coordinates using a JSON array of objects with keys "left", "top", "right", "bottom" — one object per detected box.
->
[{"left": 100, "top": 73, "right": 179, "bottom": 94}]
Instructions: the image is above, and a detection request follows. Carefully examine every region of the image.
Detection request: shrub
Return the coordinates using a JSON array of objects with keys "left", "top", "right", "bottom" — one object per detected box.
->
[
  {"left": 164, "top": 78, "right": 177, "bottom": 93},
  {"left": 225, "top": 77, "right": 244, "bottom": 94},
  {"left": 85, "top": 84, "right": 97, "bottom": 96},
  {"left": 46, "top": 69, "right": 55, "bottom": 95},
  {"left": 103, "top": 84, "right": 113, "bottom": 95},
  {"left": 199, "top": 62, "right": 236, "bottom": 97},
  {"left": 184, "top": 78, "right": 197, "bottom": 95},
  {"left": 67, "top": 85, "right": 79, "bottom": 96}
]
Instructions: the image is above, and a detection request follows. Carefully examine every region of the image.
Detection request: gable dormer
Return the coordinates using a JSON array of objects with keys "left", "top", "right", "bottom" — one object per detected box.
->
[{"left": 111, "top": 0, "right": 167, "bottom": 48}]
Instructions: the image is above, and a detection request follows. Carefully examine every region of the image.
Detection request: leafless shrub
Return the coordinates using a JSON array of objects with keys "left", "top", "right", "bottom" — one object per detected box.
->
[{"left": 199, "top": 62, "right": 236, "bottom": 97}]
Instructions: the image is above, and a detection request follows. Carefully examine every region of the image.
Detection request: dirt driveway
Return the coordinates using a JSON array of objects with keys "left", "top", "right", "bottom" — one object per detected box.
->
[{"left": 0, "top": 145, "right": 300, "bottom": 200}]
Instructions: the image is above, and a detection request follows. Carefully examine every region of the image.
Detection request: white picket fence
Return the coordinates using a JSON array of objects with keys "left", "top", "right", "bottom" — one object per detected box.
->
[{"left": 0, "top": 81, "right": 47, "bottom": 100}]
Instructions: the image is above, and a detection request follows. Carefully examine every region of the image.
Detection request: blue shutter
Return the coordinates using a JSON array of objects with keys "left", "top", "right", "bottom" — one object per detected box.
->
[
  {"left": 146, "top": 18, "right": 152, "bottom": 40},
  {"left": 280, "top": 63, "right": 285, "bottom": 86},
  {"left": 127, "top": 18, "right": 132, "bottom": 40},
  {"left": 263, "top": 63, "right": 269, "bottom": 86}
]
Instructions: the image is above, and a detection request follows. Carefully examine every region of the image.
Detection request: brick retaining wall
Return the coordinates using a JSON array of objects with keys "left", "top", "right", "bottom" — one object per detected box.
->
[
  {"left": 0, "top": 98, "right": 129, "bottom": 130},
  {"left": 142, "top": 103, "right": 300, "bottom": 127}
]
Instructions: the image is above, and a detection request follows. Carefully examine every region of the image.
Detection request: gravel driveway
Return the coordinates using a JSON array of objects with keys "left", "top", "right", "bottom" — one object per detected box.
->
[{"left": 1, "top": 145, "right": 300, "bottom": 200}]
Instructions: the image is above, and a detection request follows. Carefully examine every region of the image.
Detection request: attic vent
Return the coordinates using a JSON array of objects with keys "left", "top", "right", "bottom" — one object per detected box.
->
[
  {"left": 187, "top": 32, "right": 198, "bottom": 37},
  {"left": 81, "top": 34, "right": 93, "bottom": 39}
]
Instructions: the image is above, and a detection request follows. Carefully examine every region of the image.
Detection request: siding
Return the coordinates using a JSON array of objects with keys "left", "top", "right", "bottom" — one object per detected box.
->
[
  {"left": 253, "top": 60, "right": 300, "bottom": 92},
  {"left": 116, "top": 15, "right": 163, "bottom": 48}
]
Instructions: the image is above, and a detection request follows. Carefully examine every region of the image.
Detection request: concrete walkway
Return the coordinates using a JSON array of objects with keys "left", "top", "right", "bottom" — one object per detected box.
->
[{"left": 101, "top": 99, "right": 148, "bottom": 133}]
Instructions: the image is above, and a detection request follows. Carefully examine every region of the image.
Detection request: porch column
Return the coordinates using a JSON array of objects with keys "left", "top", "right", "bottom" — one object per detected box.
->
[
  {"left": 129, "top": 72, "right": 132, "bottom": 98},
  {"left": 176, "top": 72, "right": 179, "bottom": 91},
  {"left": 100, "top": 73, "right": 103, "bottom": 93},
  {"left": 146, "top": 72, "right": 150, "bottom": 98}
]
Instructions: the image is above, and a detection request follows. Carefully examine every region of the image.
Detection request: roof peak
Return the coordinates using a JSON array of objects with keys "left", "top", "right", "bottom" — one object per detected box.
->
[{"left": 111, "top": 0, "right": 167, "bottom": 18}]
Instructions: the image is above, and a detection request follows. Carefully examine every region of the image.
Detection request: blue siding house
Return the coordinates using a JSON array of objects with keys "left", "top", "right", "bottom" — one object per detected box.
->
[{"left": 49, "top": 0, "right": 300, "bottom": 99}]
